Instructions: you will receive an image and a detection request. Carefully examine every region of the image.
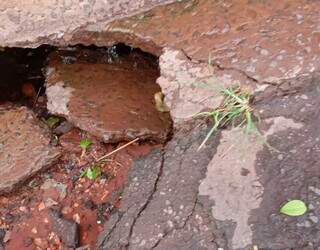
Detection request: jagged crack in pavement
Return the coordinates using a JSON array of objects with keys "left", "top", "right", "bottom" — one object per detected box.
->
[{"left": 97, "top": 120, "right": 225, "bottom": 250}]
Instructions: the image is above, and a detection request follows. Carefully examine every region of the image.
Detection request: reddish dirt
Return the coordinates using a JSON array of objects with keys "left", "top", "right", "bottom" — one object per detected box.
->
[{"left": 0, "top": 127, "right": 159, "bottom": 249}]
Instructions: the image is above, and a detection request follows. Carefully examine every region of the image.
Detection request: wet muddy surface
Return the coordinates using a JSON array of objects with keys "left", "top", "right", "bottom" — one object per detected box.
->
[{"left": 0, "top": 45, "right": 169, "bottom": 249}]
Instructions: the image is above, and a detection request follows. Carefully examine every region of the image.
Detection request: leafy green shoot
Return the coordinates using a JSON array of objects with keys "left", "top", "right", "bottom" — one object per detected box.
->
[
  {"left": 46, "top": 116, "right": 60, "bottom": 128},
  {"left": 79, "top": 139, "right": 92, "bottom": 149},
  {"left": 195, "top": 85, "right": 258, "bottom": 150},
  {"left": 80, "top": 165, "right": 101, "bottom": 180},
  {"left": 79, "top": 138, "right": 93, "bottom": 159}
]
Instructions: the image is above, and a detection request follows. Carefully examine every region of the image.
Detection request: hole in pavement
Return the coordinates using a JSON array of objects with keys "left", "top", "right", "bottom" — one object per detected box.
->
[
  {"left": 0, "top": 45, "right": 53, "bottom": 104},
  {"left": 0, "top": 43, "right": 171, "bottom": 141},
  {"left": 0, "top": 43, "right": 172, "bottom": 249},
  {"left": 0, "top": 42, "right": 156, "bottom": 102}
]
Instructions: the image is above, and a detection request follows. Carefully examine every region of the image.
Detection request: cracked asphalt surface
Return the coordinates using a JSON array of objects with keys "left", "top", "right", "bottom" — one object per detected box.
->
[
  {"left": 97, "top": 120, "right": 224, "bottom": 250},
  {"left": 98, "top": 81, "right": 320, "bottom": 250}
]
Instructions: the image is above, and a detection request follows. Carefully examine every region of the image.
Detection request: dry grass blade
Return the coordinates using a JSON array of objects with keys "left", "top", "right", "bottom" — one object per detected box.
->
[{"left": 97, "top": 138, "right": 139, "bottom": 162}]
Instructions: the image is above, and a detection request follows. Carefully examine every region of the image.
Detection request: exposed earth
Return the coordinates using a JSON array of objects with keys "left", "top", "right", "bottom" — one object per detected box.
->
[{"left": 1, "top": 0, "right": 320, "bottom": 250}]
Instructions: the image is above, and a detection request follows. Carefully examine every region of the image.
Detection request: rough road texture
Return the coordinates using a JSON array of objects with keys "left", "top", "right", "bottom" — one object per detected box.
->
[
  {"left": 0, "top": 0, "right": 175, "bottom": 47},
  {"left": 0, "top": 106, "right": 61, "bottom": 193},
  {"left": 98, "top": 81, "right": 320, "bottom": 249},
  {"left": 45, "top": 48, "right": 172, "bottom": 143},
  {"left": 97, "top": 120, "right": 225, "bottom": 250},
  {"left": 100, "top": 0, "right": 320, "bottom": 82},
  {"left": 249, "top": 82, "right": 320, "bottom": 250}
]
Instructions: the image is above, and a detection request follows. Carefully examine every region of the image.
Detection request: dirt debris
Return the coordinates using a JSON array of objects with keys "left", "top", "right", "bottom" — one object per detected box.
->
[
  {"left": 49, "top": 208, "right": 80, "bottom": 248},
  {"left": 0, "top": 126, "right": 157, "bottom": 249}
]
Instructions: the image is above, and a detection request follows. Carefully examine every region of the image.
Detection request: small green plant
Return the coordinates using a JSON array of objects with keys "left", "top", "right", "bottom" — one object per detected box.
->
[
  {"left": 79, "top": 138, "right": 92, "bottom": 159},
  {"left": 195, "top": 85, "right": 258, "bottom": 150},
  {"left": 80, "top": 165, "right": 101, "bottom": 180},
  {"left": 280, "top": 200, "right": 307, "bottom": 216},
  {"left": 45, "top": 116, "right": 60, "bottom": 128},
  {"left": 80, "top": 139, "right": 92, "bottom": 149}
]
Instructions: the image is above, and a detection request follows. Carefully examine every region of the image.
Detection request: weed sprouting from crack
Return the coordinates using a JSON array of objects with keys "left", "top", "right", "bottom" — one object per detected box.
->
[{"left": 194, "top": 85, "right": 261, "bottom": 150}]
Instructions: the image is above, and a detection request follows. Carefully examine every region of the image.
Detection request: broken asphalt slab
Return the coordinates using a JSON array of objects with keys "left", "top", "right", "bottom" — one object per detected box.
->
[
  {"left": 0, "top": 106, "right": 61, "bottom": 194},
  {"left": 49, "top": 209, "right": 80, "bottom": 248},
  {"left": 45, "top": 49, "right": 172, "bottom": 143}
]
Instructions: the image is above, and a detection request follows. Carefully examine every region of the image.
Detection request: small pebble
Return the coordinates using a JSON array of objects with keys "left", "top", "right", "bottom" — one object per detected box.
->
[
  {"left": 44, "top": 198, "right": 58, "bottom": 208},
  {"left": 34, "top": 238, "right": 48, "bottom": 249},
  {"left": 38, "top": 202, "right": 45, "bottom": 211},
  {"left": 73, "top": 213, "right": 81, "bottom": 224},
  {"left": 31, "top": 227, "right": 37, "bottom": 234},
  {"left": 3, "top": 231, "right": 11, "bottom": 243},
  {"left": 19, "top": 206, "right": 28, "bottom": 213},
  {"left": 62, "top": 206, "right": 73, "bottom": 215},
  {"left": 53, "top": 121, "right": 74, "bottom": 135},
  {"left": 309, "top": 215, "right": 318, "bottom": 223}
]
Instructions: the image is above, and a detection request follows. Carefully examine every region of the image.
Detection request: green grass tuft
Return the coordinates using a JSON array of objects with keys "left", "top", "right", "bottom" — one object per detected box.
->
[{"left": 195, "top": 85, "right": 259, "bottom": 150}]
